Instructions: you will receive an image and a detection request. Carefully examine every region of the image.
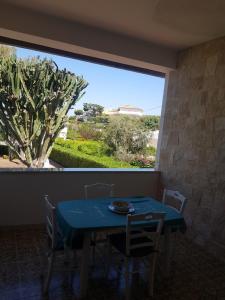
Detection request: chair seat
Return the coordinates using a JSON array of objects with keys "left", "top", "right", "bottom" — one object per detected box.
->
[{"left": 109, "top": 232, "right": 156, "bottom": 257}]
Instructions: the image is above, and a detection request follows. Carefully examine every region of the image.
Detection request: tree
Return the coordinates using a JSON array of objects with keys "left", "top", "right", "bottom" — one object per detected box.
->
[
  {"left": 0, "top": 56, "right": 88, "bottom": 167},
  {"left": 104, "top": 117, "right": 147, "bottom": 155},
  {"left": 83, "top": 103, "right": 104, "bottom": 118},
  {"left": 68, "top": 115, "right": 76, "bottom": 122},
  {"left": 0, "top": 127, "right": 4, "bottom": 142},
  {"left": 94, "top": 115, "right": 109, "bottom": 124},
  {"left": 74, "top": 109, "right": 83, "bottom": 116},
  {"left": 141, "top": 115, "right": 160, "bottom": 131},
  {"left": 78, "top": 123, "right": 102, "bottom": 140}
]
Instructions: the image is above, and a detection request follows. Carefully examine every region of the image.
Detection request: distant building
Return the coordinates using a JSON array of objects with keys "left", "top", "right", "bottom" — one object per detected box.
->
[
  {"left": 105, "top": 105, "right": 144, "bottom": 116},
  {"left": 58, "top": 126, "right": 68, "bottom": 140}
]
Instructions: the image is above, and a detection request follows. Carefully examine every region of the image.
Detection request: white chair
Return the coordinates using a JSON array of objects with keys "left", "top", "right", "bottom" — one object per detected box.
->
[
  {"left": 43, "top": 195, "right": 83, "bottom": 294},
  {"left": 108, "top": 212, "right": 165, "bottom": 299},
  {"left": 84, "top": 182, "right": 114, "bottom": 200},
  {"left": 162, "top": 189, "right": 187, "bottom": 214},
  {"left": 84, "top": 183, "right": 114, "bottom": 263},
  {"left": 162, "top": 189, "right": 187, "bottom": 264}
]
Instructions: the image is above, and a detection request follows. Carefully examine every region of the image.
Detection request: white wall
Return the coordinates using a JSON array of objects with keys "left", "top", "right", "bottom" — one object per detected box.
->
[
  {"left": 118, "top": 110, "right": 144, "bottom": 116},
  {"left": 148, "top": 130, "right": 159, "bottom": 148},
  {"left": 0, "top": 170, "right": 160, "bottom": 226}
]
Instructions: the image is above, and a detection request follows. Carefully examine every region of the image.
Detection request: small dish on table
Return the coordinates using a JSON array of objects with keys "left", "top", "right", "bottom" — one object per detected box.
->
[{"left": 108, "top": 200, "right": 135, "bottom": 214}]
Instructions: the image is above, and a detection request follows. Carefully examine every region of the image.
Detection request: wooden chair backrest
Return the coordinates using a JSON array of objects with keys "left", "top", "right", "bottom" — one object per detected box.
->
[
  {"left": 162, "top": 189, "right": 187, "bottom": 214},
  {"left": 44, "top": 195, "right": 57, "bottom": 249},
  {"left": 126, "top": 212, "right": 165, "bottom": 256}
]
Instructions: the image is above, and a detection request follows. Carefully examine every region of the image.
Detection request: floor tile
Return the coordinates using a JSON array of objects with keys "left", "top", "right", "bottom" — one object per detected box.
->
[{"left": 0, "top": 226, "right": 224, "bottom": 300}]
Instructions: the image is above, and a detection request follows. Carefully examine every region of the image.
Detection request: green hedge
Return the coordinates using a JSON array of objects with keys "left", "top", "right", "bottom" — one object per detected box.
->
[
  {"left": 55, "top": 138, "right": 89, "bottom": 150},
  {"left": 50, "top": 144, "right": 132, "bottom": 168},
  {"left": 55, "top": 139, "right": 110, "bottom": 156},
  {"left": 77, "top": 141, "right": 110, "bottom": 157},
  {"left": 146, "top": 146, "right": 156, "bottom": 156}
]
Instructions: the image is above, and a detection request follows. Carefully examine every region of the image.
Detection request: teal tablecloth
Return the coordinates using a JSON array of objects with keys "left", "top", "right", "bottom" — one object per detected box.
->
[{"left": 56, "top": 197, "right": 186, "bottom": 246}]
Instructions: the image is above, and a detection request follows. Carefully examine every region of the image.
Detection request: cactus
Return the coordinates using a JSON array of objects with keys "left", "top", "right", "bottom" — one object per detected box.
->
[{"left": 0, "top": 56, "right": 88, "bottom": 167}]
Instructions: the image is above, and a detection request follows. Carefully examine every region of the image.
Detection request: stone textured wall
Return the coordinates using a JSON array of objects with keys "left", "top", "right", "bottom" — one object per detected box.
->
[{"left": 159, "top": 36, "right": 225, "bottom": 257}]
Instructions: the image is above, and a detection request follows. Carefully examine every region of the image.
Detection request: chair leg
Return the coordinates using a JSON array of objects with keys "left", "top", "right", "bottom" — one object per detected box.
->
[
  {"left": 148, "top": 255, "right": 157, "bottom": 297},
  {"left": 92, "top": 232, "right": 97, "bottom": 266},
  {"left": 64, "top": 249, "right": 76, "bottom": 289},
  {"left": 73, "top": 250, "right": 78, "bottom": 267},
  {"left": 164, "top": 227, "right": 173, "bottom": 277},
  {"left": 125, "top": 257, "right": 130, "bottom": 300},
  {"left": 69, "top": 250, "right": 77, "bottom": 286},
  {"left": 61, "top": 245, "right": 72, "bottom": 288},
  {"left": 105, "top": 238, "right": 112, "bottom": 278},
  {"left": 43, "top": 251, "right": 55, "bottom": 294},
  {"left": 172, "top": 232, "right": 177, "bottom": 257}
]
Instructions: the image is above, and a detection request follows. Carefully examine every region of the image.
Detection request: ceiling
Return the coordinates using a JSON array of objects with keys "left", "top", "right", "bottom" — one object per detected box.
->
[{"left": 3, "top": 0, "right": 225, "bottom": 50}]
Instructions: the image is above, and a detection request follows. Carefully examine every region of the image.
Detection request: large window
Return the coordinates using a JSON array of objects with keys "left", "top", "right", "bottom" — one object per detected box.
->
[{"left": 0, "top": 44, "right": 165, "bottom": 170}]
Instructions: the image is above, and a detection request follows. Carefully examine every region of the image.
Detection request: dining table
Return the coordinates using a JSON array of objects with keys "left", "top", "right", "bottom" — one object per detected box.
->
[{"left": 56, "top": 196, "right": 186, "bottom": 298}]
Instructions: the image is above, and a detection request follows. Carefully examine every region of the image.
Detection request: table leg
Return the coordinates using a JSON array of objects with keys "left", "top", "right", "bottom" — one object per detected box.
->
[
  {"left": 164, "top": 226, "right": 173, "bottom": 277},
  {"left": 80, "top": 232, "right": 91, "bottom": 298}
]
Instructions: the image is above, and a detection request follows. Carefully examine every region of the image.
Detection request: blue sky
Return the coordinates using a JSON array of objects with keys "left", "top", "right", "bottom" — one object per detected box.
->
[{"left": 16, "top": 47, "right": 165, "bottom": 116}]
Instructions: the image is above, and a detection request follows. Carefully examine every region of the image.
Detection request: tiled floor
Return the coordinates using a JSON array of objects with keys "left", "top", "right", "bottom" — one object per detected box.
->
[{"left": 0, "top": 226, "right": 225, "bottom": 300}]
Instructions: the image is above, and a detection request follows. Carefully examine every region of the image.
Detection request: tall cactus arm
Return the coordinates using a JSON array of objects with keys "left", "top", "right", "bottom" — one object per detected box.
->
[{"left": 0, "top": 56, "right": 88, "bottom": 167}]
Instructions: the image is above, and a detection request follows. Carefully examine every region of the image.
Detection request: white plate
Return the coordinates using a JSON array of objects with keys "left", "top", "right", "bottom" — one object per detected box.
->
[{"left": 108, "top": 204, "right": 135, "bottom": 214}]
